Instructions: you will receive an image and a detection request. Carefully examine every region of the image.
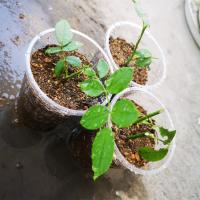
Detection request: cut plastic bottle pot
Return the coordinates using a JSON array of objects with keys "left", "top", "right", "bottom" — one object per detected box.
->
[
  {"left": 105, "top": 21, "right": 166, "bottom": 89},
  {"left": 18, "top": 28, "right": 113, "bottom": 130},
  {"left": 108, "top": 87, "right": 176, "bottom": 175}
]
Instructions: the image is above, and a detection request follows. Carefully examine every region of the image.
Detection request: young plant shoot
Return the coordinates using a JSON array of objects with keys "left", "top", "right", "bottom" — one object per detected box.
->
[
  {"left": 80, "top": 60, "right": 176, "bottom": 180},
  {"left": 125, "top": 0, "right": 153, "bottom": 69},
  {"left": 45, "top": 20, "right": 87, "bottom": 79}
]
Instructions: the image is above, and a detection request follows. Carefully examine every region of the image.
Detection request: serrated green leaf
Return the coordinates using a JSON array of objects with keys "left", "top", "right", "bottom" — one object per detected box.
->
[
  {"left": 92, "top": 128, "right": 114, "bottom": 180},
  {"left": 111, "top": 99, "right": 139, "bottom": 128},
  {"left": 96, "top": 59, "right": 109, "bottom": 78},
  {"left": 45, "top": 47, "right": 62, "bottom": 54},
  {"left": 134, "top": 49, "right": 152, "bottom": 68},
  {"left": 80, "top": 79, "right": 104, "bottom": 97},
  {"left": 83, "top": 68, "right": 96, "bottom": 78},
  {"left": 63, "top": 41, "right": 83, "bottom": 51},
  {"left": 66, "top": 56, "right": 81, "bottom": 67},
  {"left": 105, "top": 67, "right": 133, "bottom": 94},
  {"left": 139, "top": 147, "right": 168, "bottom": 162},
  {"left": 55, "top": 59, "right": 65, "bottom": 77},
  {"left": 159, "top": 127, "right": 176, "bottom": 145},
  {"left": 80, "top": 105, "right": 109, "bottom": 130},
  {"left": 55, "top": 20, "right": 73, "bottom": 46}
]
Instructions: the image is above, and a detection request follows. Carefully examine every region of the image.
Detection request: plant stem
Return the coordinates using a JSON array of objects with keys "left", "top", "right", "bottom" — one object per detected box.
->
[
  {"left": 66, "top": 69, "right": 82, "bottom": 79},
  {"left": 127, "top": 131, "right": 156, "bottom": 140},
  {"left": 133, "top": 109, "right": 164, "bottom": 124},
  {"left": 125, "top": 22, "right": 148, "bottom": 66},
  {"left": 103, "top": 88, "right": 111, "bottom": 109},
  {"left": 127, "top": 132, "right": 148, "bottom": 139},
  {"left": 66, "top": 65, "right": 88, "bottom": 79}
]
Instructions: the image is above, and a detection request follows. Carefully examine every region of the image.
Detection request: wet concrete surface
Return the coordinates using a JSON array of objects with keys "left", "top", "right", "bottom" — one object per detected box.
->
[{"left": 0, "top": 0, "right": 200, "bottom": 199}]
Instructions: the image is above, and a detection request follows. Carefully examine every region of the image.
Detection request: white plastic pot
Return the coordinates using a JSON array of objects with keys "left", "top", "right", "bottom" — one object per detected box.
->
[
  {"left": 105, "top": 21, "right": 167, "bottom": 89},
  {"left": 18, "top": 28, "right": 113, "bottom": 130},
  {"left": 109, "top": 87, "right": 176, "bottom": 175}
]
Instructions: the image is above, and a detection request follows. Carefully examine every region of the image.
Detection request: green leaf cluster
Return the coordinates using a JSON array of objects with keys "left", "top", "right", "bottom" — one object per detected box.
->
[
  {"left": 45, "top": 20, "right": 84, "bottom": 78},
  {"left": 79, "top": 63, "right": 137, "bottom": 180},
  {"left": 125, "top": 1, "right": 153, "bottom": 70},
  {"left": 81, "top": 89, "right": 176, "bottom": 179},
  {"left": 137, "top": 127, "right": 176, "bottom": 162},
  {"left": 79, "top": 53, "right": 176, "bottom": 180},
  {"left": 128, "top": 125, "right": 176, "bottom": 162},
  {"left": 134, "top": 49, "right": 152, "bottom": 68}
]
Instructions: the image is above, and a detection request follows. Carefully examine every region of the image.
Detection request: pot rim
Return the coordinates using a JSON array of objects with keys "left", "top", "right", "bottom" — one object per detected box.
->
[
  {"left": 108, "top": 87, "right": 176, "bottom": 175},
  {"left": 25, "top": 28, "right": 113, "bottom": 116},
  {"left": 105, "top": 21, "right": 167, "bottom": 89}
]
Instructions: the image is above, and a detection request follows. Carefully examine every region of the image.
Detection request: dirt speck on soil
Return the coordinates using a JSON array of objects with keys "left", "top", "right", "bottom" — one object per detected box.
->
[
  {"left": 114, "top": 100, "right": 155, "bottom": 168},
  {"left": 109, "top": 37, "right": 148, "bottom": 85},
  {"left": 31, "top": 45, "right": 103, "bottom": 110}
]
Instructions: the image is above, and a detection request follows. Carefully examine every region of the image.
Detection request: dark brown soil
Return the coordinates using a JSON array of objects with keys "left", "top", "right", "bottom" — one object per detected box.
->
[
  {"left": 113, "top": 101, "right": 155, "bottom": 168},
  {"left": 31, "top": 45, "right": 102, "bottom": 110},
  {"left": 109, "top": 37, "right": 148, "bottom": 85}
]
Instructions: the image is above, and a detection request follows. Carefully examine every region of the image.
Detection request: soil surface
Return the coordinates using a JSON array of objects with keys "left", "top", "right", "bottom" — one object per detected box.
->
[
  {"left": 109, "top": 37, "right": 148, "bottom": 85},
  {"left": 113, "top": 101, "right": 155, "bottom": 168},
  {"left": 31, "top": 45, "right": 102, "bottom": 110}
]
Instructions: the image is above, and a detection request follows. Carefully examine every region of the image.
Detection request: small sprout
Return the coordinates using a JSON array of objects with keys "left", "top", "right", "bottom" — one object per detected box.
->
[
  {"left": 125, "top": 1, "right": 153, "bottom": 71},
  {"left": 45, "top": 20, "right": 84, "bottom": 79}
]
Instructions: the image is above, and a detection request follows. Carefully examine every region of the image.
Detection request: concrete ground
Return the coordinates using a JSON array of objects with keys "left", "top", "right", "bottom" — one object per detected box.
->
[{"left": 0, "top": 0, "right": 200, "bottom": 199}]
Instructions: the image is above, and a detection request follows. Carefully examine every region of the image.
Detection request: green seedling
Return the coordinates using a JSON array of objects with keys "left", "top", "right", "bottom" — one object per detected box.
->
[
  {"left": 45, "top": 20, "right": 86, "bottom": 79},
  {"left": 79, "top": 60, "right": 176, "bottom": 180},
  {"left": 125, "top": 0, "right": 154, "bottom": 69}
]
